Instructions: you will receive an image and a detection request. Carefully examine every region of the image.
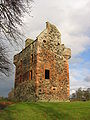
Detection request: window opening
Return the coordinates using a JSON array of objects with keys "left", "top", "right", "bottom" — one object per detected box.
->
[
  {"left": 43, "top": 40, "right": 46, "bottom": 43},
  {"left": 31, "top": 54, "right": 33, "bottom": 62},
  {"left": 45, "top": 69, "right": 50, "bottom": 79},
  {"left": 27, "top": 71, "right": 29, "bottom": 80},
  {"left": 31, "top": 70, "right": 32, "bottom": 80}
]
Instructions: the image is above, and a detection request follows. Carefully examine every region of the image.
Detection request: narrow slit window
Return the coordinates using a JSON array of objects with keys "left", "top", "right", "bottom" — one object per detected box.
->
[
  {"left": 31, "top": 70, "right": 32, "bottom": 80},
  {"left": 31, "top": 54, "right": 33, "bottom": 62},
  {"left": 45, "top": 69, "right": 50, "bottom": 79},
  {"left": 27, "top": 71, "right": 29, "bottom": 80}
]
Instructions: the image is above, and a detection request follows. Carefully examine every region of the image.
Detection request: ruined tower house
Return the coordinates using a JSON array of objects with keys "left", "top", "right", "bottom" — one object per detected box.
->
[{"left": 13, "top": 22, "right": 71, "bottom": 101}]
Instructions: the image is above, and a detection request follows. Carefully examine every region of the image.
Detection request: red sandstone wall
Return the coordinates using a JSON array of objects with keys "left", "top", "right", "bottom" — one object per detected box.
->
[
  {"left": 13, "top": 22, "right": 71, "bottom": 101},
  {"left": 36, "top": 47, "right": 70, "bottom": 101}
]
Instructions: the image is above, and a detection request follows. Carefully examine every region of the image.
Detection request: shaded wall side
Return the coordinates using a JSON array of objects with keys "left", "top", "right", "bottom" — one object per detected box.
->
[{"left": 14, "top": 40, "right": 38, "bottom": 88}]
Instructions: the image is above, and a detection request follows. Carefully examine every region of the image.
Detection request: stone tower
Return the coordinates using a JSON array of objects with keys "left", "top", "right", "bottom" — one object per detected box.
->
[{"left": 13, "top": 22, "right": 71, "bottom": 101}]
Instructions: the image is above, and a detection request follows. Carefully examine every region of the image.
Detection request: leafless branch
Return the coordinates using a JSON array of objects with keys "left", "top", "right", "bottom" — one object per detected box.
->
[{"left": 0, "top": 0, "right": 33, "bottom": 76}]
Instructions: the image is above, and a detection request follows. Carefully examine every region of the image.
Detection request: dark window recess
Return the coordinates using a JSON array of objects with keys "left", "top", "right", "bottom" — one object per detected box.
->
[
  {"left": 53, "top": 88, "right": 55, "bottom": 90},
  {"left": 43, "top": 40, "right": 46, "bottom": 43},
  {"left": 31, "top": 54, "right": 33, "bottom": 62},
  {"left": 39, "top": 89, "right": 41, "bottom": 92},
  {"left": 45, "top": 69, "right": 50, "bottom": 79},
  {"left": 58, "top": 43, "right": 60, "bottom": 45},
  {"left": 27, "top": 71, "right": 29, "bottom": 80},
  {"left": 31, "top": 70, "right": 32, "bottom": 80}
]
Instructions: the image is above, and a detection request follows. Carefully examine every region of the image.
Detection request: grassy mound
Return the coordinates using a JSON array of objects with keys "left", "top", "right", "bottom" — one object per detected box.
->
[{"left": 0, "top": 101, "right": 90, "bottom": 120}]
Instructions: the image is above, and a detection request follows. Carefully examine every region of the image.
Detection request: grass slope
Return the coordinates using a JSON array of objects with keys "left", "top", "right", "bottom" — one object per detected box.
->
[{"left": 0, "top": 101, "right": 90, "bottom": 120}]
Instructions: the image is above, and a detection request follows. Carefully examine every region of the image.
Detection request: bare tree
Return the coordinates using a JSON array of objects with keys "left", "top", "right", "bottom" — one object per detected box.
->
[
  {"left": 0, "top": 44, "right": 11, "bottom": 76},
  {"left": 0, "top": 0, "right": 33, "bottom": 76},
  {"left": 0, "top": 0, "right": 33, "bottom": 42}
]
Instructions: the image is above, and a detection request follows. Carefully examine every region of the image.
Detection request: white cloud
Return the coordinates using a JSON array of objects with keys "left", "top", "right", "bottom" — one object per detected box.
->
[
  {"left": 14, "top": 0, "right": 90, "bottom": 94},
  {"left": 69, "top": 67, "right": 90, "bottom": 94},
  {"left": 23, "top": 0, "right": 90, "bottom": 95},
  {"left": 1, "top": 0, "right": 90, "bottom": 96},
  {"left": 22, "top": 0, "right": 90, "bottom": 56},
  {"left": 84, "top": 75, "right": 90, "bottom": 82}
]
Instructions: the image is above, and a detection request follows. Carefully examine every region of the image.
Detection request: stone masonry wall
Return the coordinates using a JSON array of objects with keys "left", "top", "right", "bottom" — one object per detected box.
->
[
  {"left": 13, "top": 22, "right": 71, "bottom": 102},
  {"left": 35, "top": 22, "right": 71, "bottom": 101},
  {"left": 14, "top": 40, "right": 38, "bottom": 88},
  {"left": 14, "top": 81, "right": 37, "bottom": 102},
  {"left": 36, "top": 48, "right": 70, "bottom": 101}
]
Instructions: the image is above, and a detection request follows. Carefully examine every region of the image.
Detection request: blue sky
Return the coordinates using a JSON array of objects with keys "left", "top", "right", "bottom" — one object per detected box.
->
[
  {"left": 0, "top": 0, "right": 90, "bottom": 96},
  {"left": 69, "top": 48, "right": 90, "bottom": 93},
  {"left": 79, "top": 48, "right": 90, "bottom": 62}
]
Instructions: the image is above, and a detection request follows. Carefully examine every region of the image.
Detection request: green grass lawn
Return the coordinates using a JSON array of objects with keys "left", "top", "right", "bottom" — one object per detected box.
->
[{"left": 0, "top": 101, "right": 90, "bottom": 120}]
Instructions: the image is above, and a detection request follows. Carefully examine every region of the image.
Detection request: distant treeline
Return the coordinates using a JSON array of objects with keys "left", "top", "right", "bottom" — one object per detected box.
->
[{"left": 71, "top": 88, "right": 90, "bottom": 101}]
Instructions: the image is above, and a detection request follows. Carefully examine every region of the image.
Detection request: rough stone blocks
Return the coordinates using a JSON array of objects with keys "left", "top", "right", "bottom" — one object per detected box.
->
[{"left": 13, "top": 22, "right": 71, "bottom": 101}]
